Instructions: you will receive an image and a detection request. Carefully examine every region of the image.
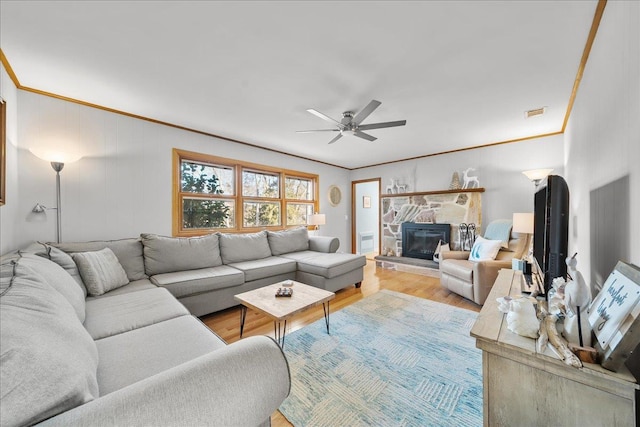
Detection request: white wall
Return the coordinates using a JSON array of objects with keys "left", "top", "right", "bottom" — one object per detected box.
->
[
  {"left": 7, "top": 91, "right": 351, "bottom": 253},
  {"left": 564, "top": 1, "right": 640, "bottom": 288},
  {"left": 0, "top": 63, "right": 20, "bottom": 254},
  {"left": 349, "top": 134, "right": 565, "bottom": 234}
]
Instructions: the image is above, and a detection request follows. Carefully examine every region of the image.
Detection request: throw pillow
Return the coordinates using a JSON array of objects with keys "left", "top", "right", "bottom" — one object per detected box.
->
[
  {"left": 468, "top": 236, "right": 503, "bottom": 262},
  {"left": 18, "top": 242, "right": 87, "bottom": 293},
  {"left": 18, "top": 253, "right": 87, "bottom": 323},
  {"left": 0, "top": 261, "right": 99, "bottom": 426},
  {"left": 72, "top": 248, "right": 129, "bottom": 296},
  {"left": 267, "top": 227, "right": 310, "bottom": 255},
  {"left": 53, "top": 238, "right": 148, "bottom": 282}
]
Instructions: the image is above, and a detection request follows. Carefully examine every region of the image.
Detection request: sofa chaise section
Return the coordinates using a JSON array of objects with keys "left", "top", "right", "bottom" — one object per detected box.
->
[
  {"left": 267, "top": 229, "right": 366, "bottom": 292},
  {"left": 289, "top": 252, "right": 366, "bottom": 292}
]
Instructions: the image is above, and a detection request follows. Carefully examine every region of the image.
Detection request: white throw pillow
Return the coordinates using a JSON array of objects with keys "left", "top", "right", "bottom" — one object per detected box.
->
[
  {"left": 468, "top": 236, "right": 502, "bottom": 262},
  {"left": 72, "top": 248, "right": 129, "bottom": 296}
]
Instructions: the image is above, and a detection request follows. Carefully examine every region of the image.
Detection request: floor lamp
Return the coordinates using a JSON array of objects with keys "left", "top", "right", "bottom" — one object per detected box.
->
[{"left": 30, "top": 149, "right": 81, "bottom": 243}]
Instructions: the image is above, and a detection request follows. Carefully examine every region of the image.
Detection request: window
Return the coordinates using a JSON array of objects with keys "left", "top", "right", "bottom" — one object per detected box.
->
[
  {"left": 173, "top": 149, "right": 319, "bottom": 236},
  {"left": 285, "top": 177, "right": 315, "bottom": 226}
]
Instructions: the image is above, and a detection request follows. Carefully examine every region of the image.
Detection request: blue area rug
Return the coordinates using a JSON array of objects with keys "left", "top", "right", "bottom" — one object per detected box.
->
[{"left": 279, "top": 290, "right": 482, "bottom": 427}]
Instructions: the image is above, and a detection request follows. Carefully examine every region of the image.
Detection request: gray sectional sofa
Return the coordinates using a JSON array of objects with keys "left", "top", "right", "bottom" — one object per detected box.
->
[
  {"left": 0, "top": 227, "right": 365, "bottom": 426},
  {"left": 50, "top": 227, "right": 365, "bottom": 317}
]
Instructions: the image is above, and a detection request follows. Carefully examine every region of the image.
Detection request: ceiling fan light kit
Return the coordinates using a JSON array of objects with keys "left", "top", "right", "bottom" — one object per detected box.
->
[{"left": 297, "top": 100, "right": 406, "bottom": 144}]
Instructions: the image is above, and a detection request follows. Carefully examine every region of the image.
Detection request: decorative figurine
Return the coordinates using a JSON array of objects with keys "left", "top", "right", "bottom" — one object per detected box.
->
[
  {"left": 386, "top": 178, "right": 399, "bottom": 194},
  {"left": 461, "top": 168, "right": 480, "bottom": 189},
  {"left": 449, "top": 172, "right": 461, "bottom": 190},
  {"left": 563, "top": 253, "right": 592, "bottom": 347},
  {"left": 496, "top": 296, "right": 540, "bottom": 339}
]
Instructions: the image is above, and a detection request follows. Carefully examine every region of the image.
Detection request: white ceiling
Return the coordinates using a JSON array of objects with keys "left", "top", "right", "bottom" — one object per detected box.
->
[{"left": 1, "top": 1, "right": 598, "bottom": 169}]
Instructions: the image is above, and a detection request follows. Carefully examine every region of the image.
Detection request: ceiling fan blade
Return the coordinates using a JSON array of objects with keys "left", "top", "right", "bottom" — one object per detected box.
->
[
  {"left": 353, "top": 130, "right": 377, "bottom": 142},
  {"left": 328, "top": 133, "right": 343, "bottom": 144},
  {"left": 307, "top": 109, "right": 343, "bottom": 127},
  {"left": 296, "top": 129, "right": 341, "bottom": 133},
  {"left": 357, "top": 120, "right": 407, "bottom": 131},
  {"left": 352, "top": 100, "right": 382, "bottom": 125}
]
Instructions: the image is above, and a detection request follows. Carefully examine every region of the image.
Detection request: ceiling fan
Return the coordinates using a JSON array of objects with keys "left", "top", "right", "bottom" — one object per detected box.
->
[{"left": 297, "top": 100, "right": 407, "bottom": 144}]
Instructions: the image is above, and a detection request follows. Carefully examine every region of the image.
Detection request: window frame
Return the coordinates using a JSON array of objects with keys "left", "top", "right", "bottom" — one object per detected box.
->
[{"left": 173, "top": 148, "right": 319, "bottom": 236}]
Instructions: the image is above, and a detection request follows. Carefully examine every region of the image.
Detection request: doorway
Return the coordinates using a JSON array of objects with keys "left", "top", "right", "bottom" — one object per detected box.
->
[{"left": 352, "top": 178, "right": 381, "bottom": 259}]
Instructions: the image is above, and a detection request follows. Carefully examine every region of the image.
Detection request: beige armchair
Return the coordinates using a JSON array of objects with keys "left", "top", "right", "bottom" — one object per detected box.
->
[{"left": 439, "top": 222, "right": 527, "bottom": 305}]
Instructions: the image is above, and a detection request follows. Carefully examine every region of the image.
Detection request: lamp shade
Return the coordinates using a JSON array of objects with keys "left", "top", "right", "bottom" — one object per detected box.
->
[
  {"left": 29, "top": 148, "right": 83, "bottom": 164},
  {"left": 512, "top": 212, "right": 534, "bottom": 234},
  {"left": 522, "top": 169, "right": 553, "bottom": 183},
  {"left": 308, "top": 213, "right": 326, "bottom": 226}
]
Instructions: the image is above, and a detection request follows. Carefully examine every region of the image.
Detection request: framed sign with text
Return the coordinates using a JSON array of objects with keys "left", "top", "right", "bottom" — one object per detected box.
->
[{"left": 588, "top": 261, "right": 640, "bottom": 371}]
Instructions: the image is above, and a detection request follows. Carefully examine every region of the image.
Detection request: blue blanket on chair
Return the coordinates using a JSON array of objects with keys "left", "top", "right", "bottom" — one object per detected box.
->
[{"left": 484, "top": 220, "right": 512, "bottom": 248}]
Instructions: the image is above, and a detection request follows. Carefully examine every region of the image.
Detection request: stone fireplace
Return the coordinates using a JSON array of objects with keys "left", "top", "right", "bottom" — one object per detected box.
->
[
  {"left": 401, "top": 223, "right": 451, "bottom": 260},
  {"left": 381, "top": 190, "right": 482, "bottom": 256}
]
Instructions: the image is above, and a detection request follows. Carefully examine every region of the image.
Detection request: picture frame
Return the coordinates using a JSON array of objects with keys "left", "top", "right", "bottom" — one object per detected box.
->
[
  {"left": 328, "top": 185, "right": 342, "bottom": 207},
  {"left": 363, "top": 196, "right": 371, "bottom": 208},
  {"left": 588, "top": 260, "right": 640, "bottom": 371}
]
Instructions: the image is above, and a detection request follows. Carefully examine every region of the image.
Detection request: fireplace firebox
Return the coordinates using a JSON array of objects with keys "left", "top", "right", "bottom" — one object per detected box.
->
[{"left": 401, "top": 223, "right": 451, "bottom": 260}]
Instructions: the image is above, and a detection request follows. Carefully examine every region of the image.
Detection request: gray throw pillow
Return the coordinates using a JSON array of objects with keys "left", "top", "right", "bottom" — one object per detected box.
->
[
  {"left": 72, "top": 248, "right": 130, "bottom": 296},
  {"left": 18, "top": 253, "right": 87, "bottom": 323},
  {"left": 19, "top": 242, "right": 87, "bottom": 294},
  {"left": 0, "top": 261, "right": 99, "bottom": 426},
  {"left": 52, "top": 238, "right": 148, "bottom": 282},
  {"left": 219, "top": 231, "right": 272, "bottom": 264},
  {"left": 140, "top": 233, "right": 223, "bottom": 275},
  {"left": 267, "top": 227, "right": 310, "bottom": 255}
]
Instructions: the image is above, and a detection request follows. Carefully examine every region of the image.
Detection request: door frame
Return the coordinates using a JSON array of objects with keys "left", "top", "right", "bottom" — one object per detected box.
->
[{"left": 351, "top": 178, "right": 381, "bottom": 255}]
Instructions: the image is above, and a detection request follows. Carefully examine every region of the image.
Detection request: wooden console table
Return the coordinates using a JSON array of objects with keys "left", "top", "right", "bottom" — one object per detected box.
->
[{"left": 471, "top": 269, "right": 639, "bottom": 427}]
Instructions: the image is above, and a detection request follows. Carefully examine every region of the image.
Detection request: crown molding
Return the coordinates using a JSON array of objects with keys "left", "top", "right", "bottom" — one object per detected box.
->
[{"left": 562, "top": 0, "right": 607, "bottom": 132}]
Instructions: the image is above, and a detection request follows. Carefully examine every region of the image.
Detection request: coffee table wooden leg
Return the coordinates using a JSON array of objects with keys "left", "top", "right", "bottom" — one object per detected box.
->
[
  {"left": 239, "top": 306, "right": 247, "bottom": 338},
  {"left": 323, "top": 302, "right": 330, "bottom": 334}
]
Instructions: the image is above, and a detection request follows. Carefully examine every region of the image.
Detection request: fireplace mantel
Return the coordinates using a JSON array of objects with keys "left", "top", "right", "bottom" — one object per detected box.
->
[{"left": 381, "top": 188, "right": 485, "bottom": 198}]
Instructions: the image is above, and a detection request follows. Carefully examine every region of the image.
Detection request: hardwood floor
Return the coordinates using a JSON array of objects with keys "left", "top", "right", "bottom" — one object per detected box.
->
[{"left": 200, "top": 259, "right": 481, "bottom": 426}]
